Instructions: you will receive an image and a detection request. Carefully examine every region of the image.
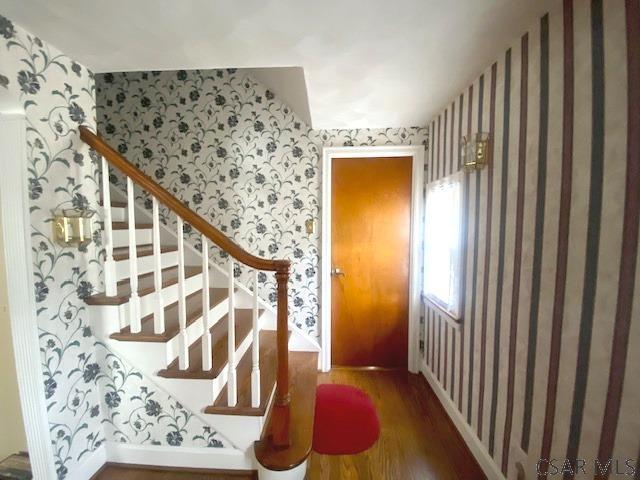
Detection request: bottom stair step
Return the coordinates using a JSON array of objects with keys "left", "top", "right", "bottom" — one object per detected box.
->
[
  {"left": 254, "top": 351, "right": 319, "bottom": 472},
  {"left": 205, "top": 330, "right": 290, "bottom": 416}
]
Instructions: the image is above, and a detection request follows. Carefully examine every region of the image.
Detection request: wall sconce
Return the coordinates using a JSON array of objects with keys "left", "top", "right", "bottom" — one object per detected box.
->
[
  {"left": 52, "top": 208, "right": 95, "bottom": 248},
  {"left": 305, "top": 218, "right": 316, "bottom": 236},
  {"left": 461, "top": 133, "right": 490, "bottom": 171}
]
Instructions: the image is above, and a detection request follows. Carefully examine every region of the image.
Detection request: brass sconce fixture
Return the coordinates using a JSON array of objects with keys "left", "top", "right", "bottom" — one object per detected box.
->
[
  {"left": 305, "top": 218, "right": 316, "bottom": 236},
  {"left": 52, "top": 208, "right": 95, "bottom": 248},
  {"left": 461, "top": 133, "right": 490, "bottom": 171}
]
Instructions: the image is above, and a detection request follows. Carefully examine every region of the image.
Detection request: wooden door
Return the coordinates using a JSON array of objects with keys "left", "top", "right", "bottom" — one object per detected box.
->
[{"left": 331, "top": 156, "right": 412, "bottom": 368}]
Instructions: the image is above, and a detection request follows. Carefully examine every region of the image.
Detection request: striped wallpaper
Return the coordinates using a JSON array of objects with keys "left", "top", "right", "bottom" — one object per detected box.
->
[{"left": 421, "top": 0, "right": 639, "bottom": 478}]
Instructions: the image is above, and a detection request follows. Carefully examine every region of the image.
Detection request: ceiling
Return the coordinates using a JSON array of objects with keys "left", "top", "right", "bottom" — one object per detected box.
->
[
  {"left": 0, "top": 0, "right": 556, "bottom": 129},
  {"left": 245, "top": 67, "right": 312, "bottom": 126}
]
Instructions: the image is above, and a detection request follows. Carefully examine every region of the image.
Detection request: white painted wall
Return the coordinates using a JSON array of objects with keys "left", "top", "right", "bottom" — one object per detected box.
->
[{"left": 0, "top": 207, "right": 28, "bottom": 459}]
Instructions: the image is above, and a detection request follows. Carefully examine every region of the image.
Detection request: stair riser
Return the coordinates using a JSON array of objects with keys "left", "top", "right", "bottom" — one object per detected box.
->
[
  {"left": 108, "top": 206, "right": 127, "bottom": 223},
  {"left": 112, "top": 228, "right": 153, "bottom": 248},
  {"left": 158, "top": 376, "right": 222, "bottom": 416},
  {"left": 87, "top": 304, "right": 123, "bottom": 338},
  {"left": 164, "top": 299, "right": 230, "bottom": 366},
  {"left": 108, "top": 339, "right": 168, "bottom": 373},
  {"left": 122, "top": 272, "right": 204, "bottom": 325},
  {"left": 115, "top": 251, "right": 178, "bottom": 281},
  {"left": 202, "top": 414, "right": 264, "bottom": 451}
]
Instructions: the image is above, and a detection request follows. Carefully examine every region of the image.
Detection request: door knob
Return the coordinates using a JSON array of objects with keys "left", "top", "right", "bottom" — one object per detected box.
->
[{"left": 331, "top": 267, "right": 345, "bottom": 277}]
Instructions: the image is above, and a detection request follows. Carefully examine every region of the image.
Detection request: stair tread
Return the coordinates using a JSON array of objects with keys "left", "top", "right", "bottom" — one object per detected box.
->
[
  {"left": 110, "top": 287, "right": 229, "bottom": 342},
  {"left": 157, "top": 308, "right": 260, "bottom": 380},
  {"left": 112, "top": 221, "right": 153, "bottom": 229},
  {"left": 112, "top": 243, "right": 178, "bottom": 261},
  {"left": 84, "top": 265, "right": 202, "bottom": 305},
  {"left": 205, "top": 330, "right": 282, "bottom": 416},
  {"left": 254, "top": 351, "right": 319, "bottom": 471}
]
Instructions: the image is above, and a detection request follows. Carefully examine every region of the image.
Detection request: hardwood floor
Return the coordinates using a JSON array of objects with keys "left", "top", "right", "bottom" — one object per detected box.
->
[
  {"left": 308, "top": 369, "right": 485, "bottom": 480},
  {"left": 95, "top": 370, "right": 485, "bottom": 480}
]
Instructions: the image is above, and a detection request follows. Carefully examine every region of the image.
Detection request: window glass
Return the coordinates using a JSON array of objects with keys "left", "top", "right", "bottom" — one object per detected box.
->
[{"left": 423, "top": 172, "right": 463, "bottom": 319}]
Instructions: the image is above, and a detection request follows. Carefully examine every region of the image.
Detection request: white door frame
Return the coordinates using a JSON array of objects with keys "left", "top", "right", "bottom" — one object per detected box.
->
[
  {"left": 320, "top": 145, "right": 425, "bottom": 373},
  {"left": 0, "top": 113, "right": 57, "bottom": 479}
]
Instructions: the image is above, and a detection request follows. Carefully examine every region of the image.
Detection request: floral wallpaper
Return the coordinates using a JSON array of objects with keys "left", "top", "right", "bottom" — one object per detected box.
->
[
  {"left": 1, "top": 14, "right": 229, "bottom": 478},
  {"left": 94, "top": 342, "right": 229, "bottom": 449},
  {"left": 96, "top": 69, "right": 429, "bottom": 340},
  {"left": 0, "top": 13, "right": 104, "bottom": 478}
]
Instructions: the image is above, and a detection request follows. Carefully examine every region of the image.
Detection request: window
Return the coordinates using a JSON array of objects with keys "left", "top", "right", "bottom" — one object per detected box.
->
[{"left": 423, "top": 172, "right": 463, "bottom": 319}]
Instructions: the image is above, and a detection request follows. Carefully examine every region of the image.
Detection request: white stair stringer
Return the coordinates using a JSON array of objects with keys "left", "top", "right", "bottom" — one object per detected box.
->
[
  {"left": 204, "top": 410, "right": 267, "bottom": 452},
  {"left": 203, "top": 374, "right": 278, "bottom": 452}
]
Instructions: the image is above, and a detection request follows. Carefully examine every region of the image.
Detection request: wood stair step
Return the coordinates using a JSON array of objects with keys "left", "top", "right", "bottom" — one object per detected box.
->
[
  {"left": 110, "top": 287, "right": 229, "bottom": 342},
  {"left": 84, "top": 265, "right": 202, "bottom": 305},
  {"left": 254, "top": 351, "right": 319, "bottom": 472},
  {"left": 112, "top": 243, "right": 178, "bottom": 261},
  {"left": 112, "top": 221, "right": 153, "bottom": 230},
  {"left": 157, "top": 308, "right": 260, "bottom": 380},
  {"left": 205, "top": 330, "right": 287, "bottom": 416}
]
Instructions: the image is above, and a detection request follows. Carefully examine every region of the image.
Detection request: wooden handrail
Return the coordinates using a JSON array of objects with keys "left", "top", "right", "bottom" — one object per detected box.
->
[{"left": 79, "top": 126, "right": 291, "bottom": 273}]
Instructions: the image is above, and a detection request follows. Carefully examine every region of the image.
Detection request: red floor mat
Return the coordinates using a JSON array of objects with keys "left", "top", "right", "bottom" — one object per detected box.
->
[{"left": 313, "top": 383, "right": 380, "bottom": 455}]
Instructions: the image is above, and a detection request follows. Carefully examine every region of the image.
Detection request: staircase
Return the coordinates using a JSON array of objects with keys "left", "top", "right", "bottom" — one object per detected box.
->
[{"left": 79, "top": 127, "right": 319, "bottom": 479}]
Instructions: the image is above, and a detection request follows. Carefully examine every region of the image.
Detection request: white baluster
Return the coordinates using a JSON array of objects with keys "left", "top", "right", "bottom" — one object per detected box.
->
[
  {"left": 102, "top": 157, "right": 117, "bottom": 296},
  {"left": 127, "top": 178, "right": 141, "bottom": 333},
  {"left": 152, "top": 197, "right": 165, "bottom": 334},
  {"left": 201, "top": 237, "right": 212, "bottom": 371},
  {"left": 251, "top": 269, "right": 260, "bottom": 408},
  {"left": 227, "top": 258, "right": 237, "bottom": 406},
  {"left": 177, "top": 216, "right": 189, "bottom": 370}
]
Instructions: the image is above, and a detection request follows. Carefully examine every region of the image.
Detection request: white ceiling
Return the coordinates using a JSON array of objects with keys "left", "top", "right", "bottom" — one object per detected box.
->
[
  {"left": 0, "top": 0, "right": 556, "bottom": 129},
  {"left": 246, "top": 67, "right": 312, "bottom": 126}
]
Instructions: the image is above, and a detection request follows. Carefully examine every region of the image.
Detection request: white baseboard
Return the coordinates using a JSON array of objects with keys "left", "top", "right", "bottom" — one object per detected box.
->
[
  {"left": 420, "top": 363, "right": 505, "bottom": 480},
  {"left": 104, "top": 442, "right": 253, "bottom": 471},
  {"left": 71, "top": 444, "right": 107, "bottom": 479}
]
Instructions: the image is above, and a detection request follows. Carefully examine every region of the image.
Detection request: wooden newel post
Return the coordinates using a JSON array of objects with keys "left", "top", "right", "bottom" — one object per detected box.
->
[
  {"left": 272, "top": 265, "right": 291, "bottom": 448},
  {"left": 274, "top": 267, "right": 290, "bottom": 407}
]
